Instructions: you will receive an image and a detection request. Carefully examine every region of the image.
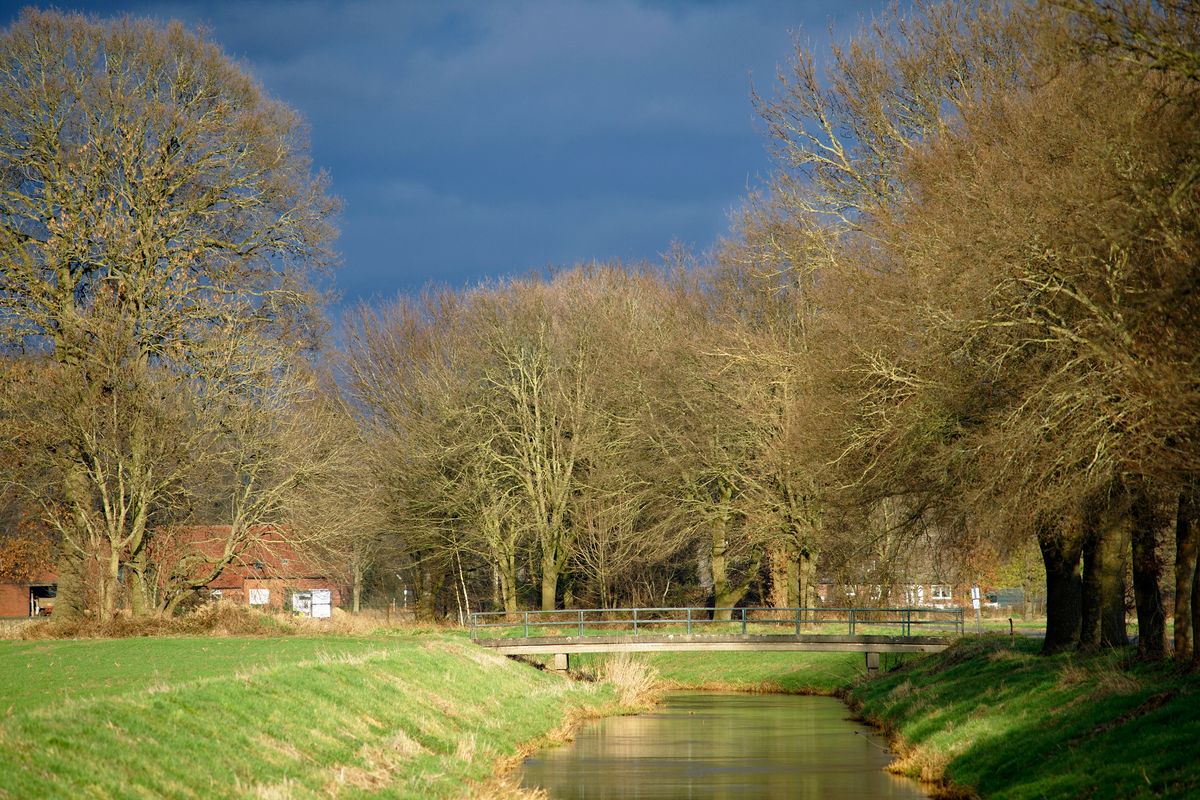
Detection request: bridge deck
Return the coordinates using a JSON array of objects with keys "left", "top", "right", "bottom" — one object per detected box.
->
[{"left": 475, "top": 632, "right": 954, "bottom": 656}]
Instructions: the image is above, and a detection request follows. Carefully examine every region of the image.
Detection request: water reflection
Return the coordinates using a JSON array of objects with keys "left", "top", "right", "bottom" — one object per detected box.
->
[{"left": 521, "top": 693, "right": 928, "bottom": 799}]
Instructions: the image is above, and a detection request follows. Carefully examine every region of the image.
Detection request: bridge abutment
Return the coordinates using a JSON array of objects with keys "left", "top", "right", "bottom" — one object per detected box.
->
[
  {"left": 865, "top": 651, "right": 880, "bottom": 676},
  {"left": 549, "top": 653, "right": 570, "bottom": 672}
]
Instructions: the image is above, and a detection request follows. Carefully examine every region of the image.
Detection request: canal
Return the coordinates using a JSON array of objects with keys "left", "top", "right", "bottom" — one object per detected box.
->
[{"left": 520, "top": 692, "right": 929, "bottom": 799}]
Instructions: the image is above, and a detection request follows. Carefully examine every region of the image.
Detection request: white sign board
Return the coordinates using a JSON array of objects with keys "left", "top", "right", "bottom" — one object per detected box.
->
[
  {"left": 292, "top": 591, "right": 312, "bottom": 615},
  {"left": 312, "top": 589, "right": 332, "bottom": 619}
]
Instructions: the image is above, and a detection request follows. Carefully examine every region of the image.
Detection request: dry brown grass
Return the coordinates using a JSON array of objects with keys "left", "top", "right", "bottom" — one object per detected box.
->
[
  {"left": 16, "top": 602, "right": 292, "bottom": 640},
  {"left": 1057, "top": 661, "right": 1141, "bottom": 699},
  {"left": 465, "top": 775, "right": 549, "bottom": 800},
  {"left": 887, "top": 742, "right": 951, "bottom": 783},
  {"left": 0, "top": 619, "right": 37, "bottom": 640},
  {"left": 885, "top": 742, "right": 978, "bottom": 799},
  {"left": 8, "top": 602, "right": 448, "bottom": 641},
  {"left": 597, "top": 654, "right": 662, "bottom": 709},
  {"left": 323, "top": 729, "right": 430, "bottom": 796}
]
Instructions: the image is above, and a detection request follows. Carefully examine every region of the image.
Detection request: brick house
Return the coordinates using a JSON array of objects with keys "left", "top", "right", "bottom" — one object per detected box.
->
[
  {"left": 165, "top": 525, "right": 343, "bottom": 618},
  {"left": 195, "top": 527, "right": 344, "bottom": 615},
  {"left": 0, "top": 571, "right": 56, "bottom": 618},
  {"left": 0, "top": 527, "right": 343, "bottom": 618}
]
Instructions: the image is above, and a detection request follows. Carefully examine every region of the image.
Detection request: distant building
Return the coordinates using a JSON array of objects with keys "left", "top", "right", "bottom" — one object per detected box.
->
[
  {"left": 815, "top": 579, "right": 974, "bottom": 609},
  {"left": 0, "top": 527, "right": 343, "bottom": 618},
  {"left": 0, "top": 572, "right": 56, "bottom": 618},
  {"left": 193, "top": 527, "right": 343, "bottom": 616}
]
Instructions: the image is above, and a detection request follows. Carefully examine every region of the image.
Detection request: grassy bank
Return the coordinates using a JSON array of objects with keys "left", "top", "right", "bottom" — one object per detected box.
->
[
  {"left": 567, "top": 650, "right": 863, "bottom": 694},
  {"left": 847, "top": 636, "right": 1200, "bottom": 799},
  {"left": 0, "top": 629, "right": 616, "bottom": 799}
]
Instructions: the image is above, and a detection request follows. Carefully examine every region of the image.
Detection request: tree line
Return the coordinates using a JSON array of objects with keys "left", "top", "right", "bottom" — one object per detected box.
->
[{"left": 1, "top": 3, "right": 1198, "bottom": 663}]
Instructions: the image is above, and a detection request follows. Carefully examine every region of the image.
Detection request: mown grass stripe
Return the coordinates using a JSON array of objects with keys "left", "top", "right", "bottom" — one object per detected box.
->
[{"left": 0, "top": 633, "right": 612, "bottom": 799}]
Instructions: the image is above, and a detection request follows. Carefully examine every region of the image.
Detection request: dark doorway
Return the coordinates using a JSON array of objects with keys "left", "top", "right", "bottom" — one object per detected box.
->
[{"left": 29, "top": 584, "right": 56, "bottom": 616}]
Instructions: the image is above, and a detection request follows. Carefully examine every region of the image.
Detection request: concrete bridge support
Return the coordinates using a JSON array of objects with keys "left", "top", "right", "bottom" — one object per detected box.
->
[
  {"left": 549, "top": 653, "right": 570, "bottom": 672},
  {"left": 865, "top": 651, "right": 880, "bottom": 676}
]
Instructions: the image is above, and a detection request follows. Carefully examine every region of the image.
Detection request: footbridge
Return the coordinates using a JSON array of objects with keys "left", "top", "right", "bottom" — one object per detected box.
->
[{"left": 470, "top": 606, "right": 964, "bottom": 675}]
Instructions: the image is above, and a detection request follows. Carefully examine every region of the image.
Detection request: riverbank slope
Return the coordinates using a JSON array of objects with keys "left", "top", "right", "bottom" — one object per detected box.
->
[
  {"left": 846, "top": 636, "right": 1200, "bottom": 799},
  {"left": 0, "top": 629, "right": 614, "bottom": 799},
  {"left": 568, "top": 649, "right": 863, "bottom": 694}
]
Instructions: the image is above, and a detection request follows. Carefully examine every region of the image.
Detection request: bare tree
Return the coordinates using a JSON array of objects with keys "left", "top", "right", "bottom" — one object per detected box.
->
[{"left": 0, "top": 10, "right": 337, "bottom": 618}]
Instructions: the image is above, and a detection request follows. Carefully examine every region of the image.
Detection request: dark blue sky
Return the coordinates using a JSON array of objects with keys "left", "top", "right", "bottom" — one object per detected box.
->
[{"left": 3, "top": 0, "right": 886, "bottom": 306}]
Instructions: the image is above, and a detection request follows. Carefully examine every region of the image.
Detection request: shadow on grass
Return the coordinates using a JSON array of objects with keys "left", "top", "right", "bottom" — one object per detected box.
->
[{"left": 850, "top": 635, "right": 1199, "bottom": 799}]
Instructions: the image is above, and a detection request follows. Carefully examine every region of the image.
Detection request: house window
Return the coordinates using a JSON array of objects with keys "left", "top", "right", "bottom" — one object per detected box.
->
[
  {"left": 249, "top": 588, "right": 270, "bottom": 606},
  {"left": 931, "top": 584, "right": 952, "bottom": 602}
]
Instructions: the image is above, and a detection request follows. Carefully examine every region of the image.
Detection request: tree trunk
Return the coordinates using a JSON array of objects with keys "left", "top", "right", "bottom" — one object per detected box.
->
[
  {"left": 696, "top": 538, "right": 714, "bottom": 602},
  {"left": 1099, "top": 514, "right": 1130, "bottom": 649},
  {"left": 55, "top": 461, "right": 94, "bottom": 620},
  {"left": 491, "top": 564, "right": 501, "bottom": 610},
  {"left": 502, "top": 563, "right": 518, "bottom": 615},
  {"left": 711, "top": 529, "right": 731, "bottom": 621},
  {"left": 1175, "top": 489, "right": 1197, "bottom": 661},
  {"left": 417, "top": 565, "right": 445, "bottom": 621},
  {"left": 1081, "top": 507, "right": 1130, "bottom": 651},
  {"left": 713, "top": 572, "right": 754, "bottom": 620},
  {"left": 540, "top": 552, "right": 558, "bottom": 611},
  {"left": 100, "top": 546, "right": 122, "bottom": 622},
  {"left": 352, "top": 561, "right": 364, "bottom": 614},
  {"left": 1130, "top": 485, "right": 1167, "bottom": 661},
  {"left": 709, "top": 512, "right": 732, "bottom": 620},
  {"left": 51, "top": 537, "right": 86, "bottom": 622},
  {"left": 1192, "top": 549, "right": 1200, "bottom": 670},
  {"left": 766, "top": 543, "right": 791, "bottom": 610},
  {"left": 1080, "top": 525, "right": 1102, "bottom": 652},
  {"left": 1038, "top": 521, "right": 1082, "bottom": 655},
  {"left": 786, "top": 553, "right": 800, "bottom": 608},
  {"left": 798, "top": 548, "right": 816, "bottom": 621},
  {"left": 497, "top": 554, "right": 519, "bottom": 614},
  {"left": 712, "top": 544, "right": 761, "bottom": 622},
  {"left": 127, "top": 546, "right": 152, "bottom": 617}
]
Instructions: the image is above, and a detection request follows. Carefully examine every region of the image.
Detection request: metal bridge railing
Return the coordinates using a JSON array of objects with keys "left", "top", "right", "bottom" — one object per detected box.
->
[{"left": 469, "top": 606, "right": 965, "bottom": 640}]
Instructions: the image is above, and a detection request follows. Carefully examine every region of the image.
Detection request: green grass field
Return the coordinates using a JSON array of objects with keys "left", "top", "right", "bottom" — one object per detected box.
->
[
  {"left": 0, "top": 630, "right": 613, "bottom": 799},
  {"left": 848, "top": 636, "right": 1200, "bottom": 799},
  {"left": 5, "top": 620, "right": 1194, "bottom": 799}
]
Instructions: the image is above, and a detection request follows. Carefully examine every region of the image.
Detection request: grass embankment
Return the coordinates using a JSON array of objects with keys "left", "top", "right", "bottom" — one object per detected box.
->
[
  {"left": 0, "top": 627, "right": 619, "bottom": 799},
  {"left": 847, "top": 636, "right": 1200, "bottom": 799},
  {"left": 568, "top": 649, "right": 864, "bottom": 694}
]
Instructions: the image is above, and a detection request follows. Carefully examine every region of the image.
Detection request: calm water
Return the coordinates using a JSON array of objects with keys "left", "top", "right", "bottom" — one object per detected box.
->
[{"left": 520, "top": 693, "right": 929, "bottom": 799}]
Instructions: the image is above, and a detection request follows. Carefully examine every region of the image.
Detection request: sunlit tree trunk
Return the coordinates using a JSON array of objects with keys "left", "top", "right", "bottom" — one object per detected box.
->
[
  {"left": 767, "top": 542, "right": 792, "bottom": 610},
  {"left": 798, "top": 548, "right": 817, "bottom": 620},
  {"left": 1081, "top": 505, "right": 1129, "bottom": 651},
  {"left": 540, "top": 550, "right": 563, "bottom": 612},
  {"left": 497, "top": 553, "right": 518, "bottom": 614},
  {"left": 1099, "top": 516, "right": 1130, "bottom": 649}
]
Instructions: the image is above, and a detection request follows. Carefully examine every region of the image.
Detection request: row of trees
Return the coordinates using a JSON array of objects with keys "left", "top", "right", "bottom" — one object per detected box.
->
[
  {"left": 340, "top": 0, "right": 1200, "bottom": 664},
  {"left": 739, "top": 0, "right": 1200, "bottom": 660},
  {"left": 2, "top": 3, "right": 1198, "bottom": 667}
]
